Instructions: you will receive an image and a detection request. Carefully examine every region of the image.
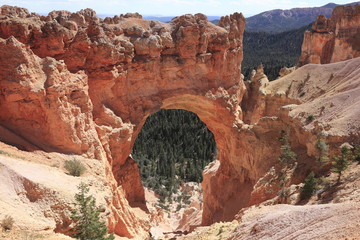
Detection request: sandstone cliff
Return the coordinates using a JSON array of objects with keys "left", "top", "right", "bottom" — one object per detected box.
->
[{"left": 298, "top": 4, "right": 360, "bottom": 66}]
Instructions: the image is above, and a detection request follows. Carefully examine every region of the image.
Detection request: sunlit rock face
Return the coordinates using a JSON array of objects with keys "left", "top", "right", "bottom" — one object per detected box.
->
[
  {"left": 298, "top": 4, "right": 360, "bottom": 66},
  {"left": 0, "top": 6, "right": 254, "bottom": 235},
  {"left": 5, "top": 4, "right": 358, "bottom": 237}
]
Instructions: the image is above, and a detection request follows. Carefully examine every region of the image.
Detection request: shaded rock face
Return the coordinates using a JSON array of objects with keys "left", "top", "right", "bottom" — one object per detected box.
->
[
  {"left": 298, "top": 5, "right": 360, "bottom": 66},
  {"left": 0, "top": 37, "right": 101, "bottom": 157}
]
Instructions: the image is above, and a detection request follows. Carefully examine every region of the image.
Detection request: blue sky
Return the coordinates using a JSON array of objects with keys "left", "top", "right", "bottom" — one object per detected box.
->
[{"left": 1, "top": 0, "right": 358, "bottom": 17}]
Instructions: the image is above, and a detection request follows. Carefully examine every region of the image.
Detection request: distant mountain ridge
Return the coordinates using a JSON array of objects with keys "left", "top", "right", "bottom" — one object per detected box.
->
[
  {"left": 246, "top": 1, "right": 360, "bottom": 33},
  {"left": 98, "top": 2, "right": 359, "bottom": 32}
]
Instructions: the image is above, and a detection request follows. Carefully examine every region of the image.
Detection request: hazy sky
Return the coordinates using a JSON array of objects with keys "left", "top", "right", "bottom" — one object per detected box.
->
[{"left": 1, "top": 0, "right": 358, "bottom": 17}]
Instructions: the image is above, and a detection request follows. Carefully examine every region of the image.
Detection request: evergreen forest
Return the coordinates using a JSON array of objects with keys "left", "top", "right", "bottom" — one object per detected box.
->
[
  {"left": 242, "top": 24, "right": 312, "bottom": 80},
  {"left": 132, "top": 109, "right": 217, "bottom": 202}
]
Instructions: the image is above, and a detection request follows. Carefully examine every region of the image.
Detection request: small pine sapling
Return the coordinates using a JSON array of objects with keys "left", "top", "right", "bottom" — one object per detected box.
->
[
  {"left": 354, "top": 146, "right": 360, "bottom": 163},
  {"left": 331, "top": 146, "right": 352, "bottom": 183},
  {"left": 70, "top": 183, "right": 114, "bottom": 240},
  {"left": 300, "top": 172, "right": 317, "bottom": 200},
  {"left": 278, "top": 130, "right": 297, "bottom": 165}
]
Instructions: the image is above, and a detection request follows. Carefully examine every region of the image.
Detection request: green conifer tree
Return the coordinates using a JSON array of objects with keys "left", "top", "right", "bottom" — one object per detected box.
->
[
  {"left": 332, "top": 146, "right": 352, "bottom": 183},
  {"left": 278, "top": 130, "right": 297, "bottom": 165},
  {"left": 300, "top": 172, "right": 317, "bottom": 200},
  {"left": 354, "top": 146, "right": 360, "bottom": 163},
  {"left": 70, "top": 183, "right": 114, "bottom": 240}
]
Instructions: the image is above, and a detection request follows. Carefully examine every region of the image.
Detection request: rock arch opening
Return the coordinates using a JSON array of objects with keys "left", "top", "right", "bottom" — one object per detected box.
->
[
  {"left": 132, "top": 108, "right": 217, "bottom": 235},
  {"left": 113, "top": 92, "right": 256, "bottom": 229},
  {"left": 132, "top": 108, "right": 217, "bottom": 202}
]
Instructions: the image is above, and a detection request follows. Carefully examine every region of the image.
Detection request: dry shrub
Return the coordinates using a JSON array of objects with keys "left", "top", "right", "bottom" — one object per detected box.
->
[
  {"left": 1, "top": 215, "right": 14, "bottom": 231},
  {"left": 64, "top": 159, "right": 86, "bottom": 177}
]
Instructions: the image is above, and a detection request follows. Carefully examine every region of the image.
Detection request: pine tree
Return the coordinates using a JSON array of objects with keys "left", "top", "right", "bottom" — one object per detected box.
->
[
  {"left": 278, "top": 130, "right": 297, "bottom": 165},
  {"left": 354, "top": 146, "right": 360, "bottom": 163},
  {"left": 331, "top": 146, "right": 352, "bottom": 183},
  {"left": 132, "top": 109, "right": 217, "bottom": 199},
  {"left": 300, "top": 172, "right": 317, "bottom": 200},
  {"left": 70, "top": 183, "right": 114, "bottom": 240}
]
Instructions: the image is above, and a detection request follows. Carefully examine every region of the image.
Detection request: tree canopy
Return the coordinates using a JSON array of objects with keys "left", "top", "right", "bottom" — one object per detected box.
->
[{"left": 132, "top": 109, "right": 217, "bottom": 201}]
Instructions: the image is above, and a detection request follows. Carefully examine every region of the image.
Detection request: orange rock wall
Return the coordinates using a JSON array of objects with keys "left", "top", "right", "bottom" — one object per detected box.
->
[
  {"left": 0, "top": 5, "right": 327, "bottom": 237},
  {"left": 298, "top": 5, "right": 360, "bottom": 66},
  {"left": 0, "top": 6, "right": 257, "bottom": 236}
]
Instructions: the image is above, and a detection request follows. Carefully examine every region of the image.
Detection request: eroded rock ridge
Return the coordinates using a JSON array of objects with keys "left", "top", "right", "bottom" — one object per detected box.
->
[
  {"left": 299, "top": 4, "right": 360, "bottom": 66},
  {"left": 0, "top": 5, "right": 250, "bottom": 237}
]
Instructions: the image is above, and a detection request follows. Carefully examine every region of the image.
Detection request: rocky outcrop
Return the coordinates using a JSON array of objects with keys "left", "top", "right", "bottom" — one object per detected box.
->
[
  {"left": 298, "top": 4, "right": 360, "bottom": 66},
  {"left": 0, "top": 5, "right": 250, "bottom": 236},
  {"left": 241, "top": 64, "right": 270, "bottom": 124},
  {"left": 0, "top": 36, "right": 102, "bottom": 158},
  {"left": 279, "top": 66, "right": 295, "bottom": 78},
  {"left": 1, "top": 4, "right": 359, "bottom": 238},
  {"left": 0, "top": 5, "right": 306, "bottom": 231},
  {"left": 178, "top": 150, "right": 360, "bottom": 239}
]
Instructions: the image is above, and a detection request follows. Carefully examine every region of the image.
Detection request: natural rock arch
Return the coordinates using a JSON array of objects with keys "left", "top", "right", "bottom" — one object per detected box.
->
[
  {"left": 77, "top": 11, "right": 256, "bottom": 226},
  {"left": 123, "top": 92, "right": 250, "bottom": 223},
  {"left": 0, "top": 7, "right": 286, "bottom": 236}
]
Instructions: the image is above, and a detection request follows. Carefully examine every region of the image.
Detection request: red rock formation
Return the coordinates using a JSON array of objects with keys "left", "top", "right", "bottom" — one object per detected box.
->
[
  {"left": 4, "top": 5, "right": 354, "bottom": 237},
  {"left": 0, "top": 6, "right": 252, "bottom": 236},
  {"left": 298, "top": 4, "right": 360, "bottom": 66},
  {"left": 0, "top": 36, "right": 101, "bottom": 157}
]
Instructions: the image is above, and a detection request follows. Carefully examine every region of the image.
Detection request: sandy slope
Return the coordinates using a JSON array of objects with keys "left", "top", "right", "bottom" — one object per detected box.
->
[
  {"left": 228, "top": 203, "right": 360, "bottom": 240},
  {"left": 181, "top": 162, "right": 360, "bottom": 240},
  {"left": 265, "top": 57, "right": 360, "bottom": 136},
  {"left": 0, "top": 142, "right": 112, "bottom": 239}
]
